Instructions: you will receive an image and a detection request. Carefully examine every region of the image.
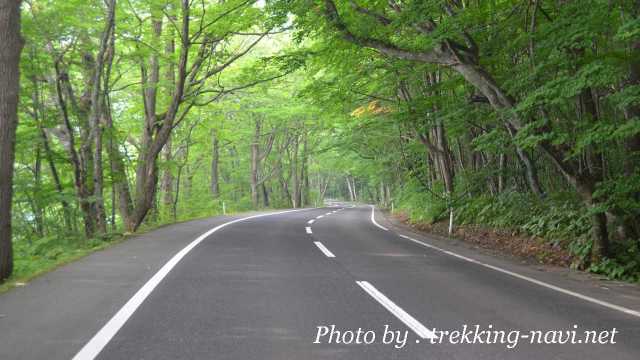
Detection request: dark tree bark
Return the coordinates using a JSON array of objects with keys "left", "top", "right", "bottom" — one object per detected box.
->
[
  {"left": 0, "top": 0, "right": 24, "bottom": 281},
  {"left": 261, "top": 183, "right": 270, "bottom": 207}
]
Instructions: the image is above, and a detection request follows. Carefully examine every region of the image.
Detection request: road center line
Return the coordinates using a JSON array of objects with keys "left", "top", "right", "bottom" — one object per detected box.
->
[
  {"left": 356, "top": 281, "right": 436, "bottom": 339},
  {"left": 317, "top": 215, "right": 324, "bottom": 219},
  {"left": 305, "top": 226, "right": 313, "bottom": 234},
  {"left": 325, "top": 212, "right": 332, "bottom": 216},
  {"left": 314, "top": 241, "right": 336, "bottom": 258},
  {"left": 71, "top": 208, "right": 312, "bottom": 360},
  {"left": 370, "top": 205, "right": 388, "bottom": 231},
  {"left": 307, "top": 219, "right": 315, "bottom": 224},
  {"left": 397, "top": 234, "right": 640, "bottom": 318}
]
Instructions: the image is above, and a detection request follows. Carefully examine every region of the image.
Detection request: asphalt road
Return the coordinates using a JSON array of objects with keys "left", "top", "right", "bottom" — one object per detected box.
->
[{"left": 2, "top": 205, "right": 640, "bottom": 359}]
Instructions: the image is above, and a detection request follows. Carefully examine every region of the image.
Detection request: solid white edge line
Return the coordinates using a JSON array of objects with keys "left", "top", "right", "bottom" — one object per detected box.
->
[
  {"left": 305, "top": 226, "right": 313, "bottom": 234},
  {"left": 370, "top": 205, "right": 388, "bottom": 231},
  {"left": 356, "top": 281, "right": 436, "bottom": 339},
  {"left": 397, "top": 234, "right": 640, "bottom": 318},
  {"left": 307, "top": 219, "right": 315, "bottom": 224},
  {"left": 72, "top": 208, "right": 312, "bottom": 360},
  {"left": 314, "top": 241, "right": 336, "bottom": 258}
]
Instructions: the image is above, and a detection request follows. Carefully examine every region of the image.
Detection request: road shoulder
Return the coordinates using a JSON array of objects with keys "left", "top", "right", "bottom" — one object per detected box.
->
[{"left": 376, "top": 208, "right": 640, "bottom": 317}]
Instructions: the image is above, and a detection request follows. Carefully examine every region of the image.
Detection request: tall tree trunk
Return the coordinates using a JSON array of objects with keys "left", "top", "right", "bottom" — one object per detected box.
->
[
  {"left": 419, "top": 127, "right": 454, "bottom": 198},
  {"left": 104, "top": 106, "right": 134, "bottom": 231},
  {"left": 133, "top": 9, "right": 163, "bottom": 228},
  {"left": 352, "top": 177, "right": 358, "bottom": 201},
  {"left": 0, "top": 0, "right": 24, "bottom": 281},
  {"left": 250, "top": 120, "right": 260, "bottom": 208},
  {"left": 261, "top": 183, "right": 270, "bottom": 207},
  {"left": 93, "top": 122, "right": 107, "bottom": 234},
  {"left": 89, "top": 0, "right": 115, "bottom": 236},
  {"left": 33, "top": 146, "right": 44, "bottom": 236},
  {"left": 37, "top": 116, "right": 73, "bottom": 232},
  {"left": 291, "top": 136, "right": 300, "bottom": 207},
  {"left": 161, "top": 136, "right": 174, "bottom": 212},
  {"left": 210, "top": 129, "right": 220, "bottom": 197},
  {"left": 161, "top": 21, "right": 175, "bottom": 213},
  {"left": 301, "top": 133, "right": 309, "bottom": 207},
  {"left": 100, "top": 12, "right": 135, "bottom": 232},
  {"left": 497, "top": 153, "right": 506, "bottom": 194},
  {"left": 276, "top": 157, "right": 290, "bottom": 205},
  {"left": 52, "top": 62, "right": 96, "bottom": 237},
  {"left": 346, "top": 176, "right": 355, "bottom": 201}
]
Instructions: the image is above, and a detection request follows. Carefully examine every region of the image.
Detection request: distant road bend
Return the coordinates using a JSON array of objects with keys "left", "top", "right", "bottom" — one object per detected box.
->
[{"left": 2, "top": 205, "right": 640, "bottom": 360}]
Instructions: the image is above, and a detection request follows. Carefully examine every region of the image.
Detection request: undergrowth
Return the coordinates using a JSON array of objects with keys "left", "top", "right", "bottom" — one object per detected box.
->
[{"left": 395, "top": 181, "right": 640, "bottom": 282}]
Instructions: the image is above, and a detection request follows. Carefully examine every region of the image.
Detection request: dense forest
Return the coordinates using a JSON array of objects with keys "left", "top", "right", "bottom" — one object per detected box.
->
[{"left": 0, "top": 0, "right": 639, "bottom": 285}]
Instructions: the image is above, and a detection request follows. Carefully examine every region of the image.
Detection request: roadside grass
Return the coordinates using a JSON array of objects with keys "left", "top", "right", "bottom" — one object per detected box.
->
[
  {"left": 0, "top": 199, "right": 293, "bottom": 295},
  {"left": 0, "top": 209, "right": 227, "bottom": 294},
  {"left": 0, "top": 235, "right": 127, "bottom": 294}
]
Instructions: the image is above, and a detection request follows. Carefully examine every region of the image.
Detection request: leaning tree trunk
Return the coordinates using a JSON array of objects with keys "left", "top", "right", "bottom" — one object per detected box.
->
[
  {"left": 459, "top": 61, "right": 611, "bottom": 259},
  {"left": 452, "top": 63, "right": 545, "bottom": 198},
  {"left": 0, "top": 0, "right": 23, "bottom": 281}
]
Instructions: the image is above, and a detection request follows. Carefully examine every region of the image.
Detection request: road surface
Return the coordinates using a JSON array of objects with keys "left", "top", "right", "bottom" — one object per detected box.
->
[{"left": 1, "top": 205, "right": 639, "bottom": 360}]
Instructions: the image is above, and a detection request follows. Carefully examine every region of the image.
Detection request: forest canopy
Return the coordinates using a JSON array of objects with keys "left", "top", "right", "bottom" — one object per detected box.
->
[{"left": 0, "top": 0, "right": 639, "bottom": 283}]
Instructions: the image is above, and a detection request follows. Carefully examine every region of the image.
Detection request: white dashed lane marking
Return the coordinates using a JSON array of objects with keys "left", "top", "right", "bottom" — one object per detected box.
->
[
  {"left": 314, "top": 242, "right": 336, "bottom": 258},
  {"left": 356, "top": 281, "right": 436, "bottom": 339}
]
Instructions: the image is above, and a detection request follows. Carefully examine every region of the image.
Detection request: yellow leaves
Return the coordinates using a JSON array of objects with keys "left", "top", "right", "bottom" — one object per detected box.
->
[
  {"left": 350, "top": 100, "right": 392, "bottom": 117},
  {"left": 350, "top": 106, "right": 367, "bottom": 117}
]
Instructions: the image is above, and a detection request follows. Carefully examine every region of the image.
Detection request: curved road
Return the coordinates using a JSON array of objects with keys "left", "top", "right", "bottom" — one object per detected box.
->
[{"left": 1, "top": 205, "right": 640, "bottom": 359}]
